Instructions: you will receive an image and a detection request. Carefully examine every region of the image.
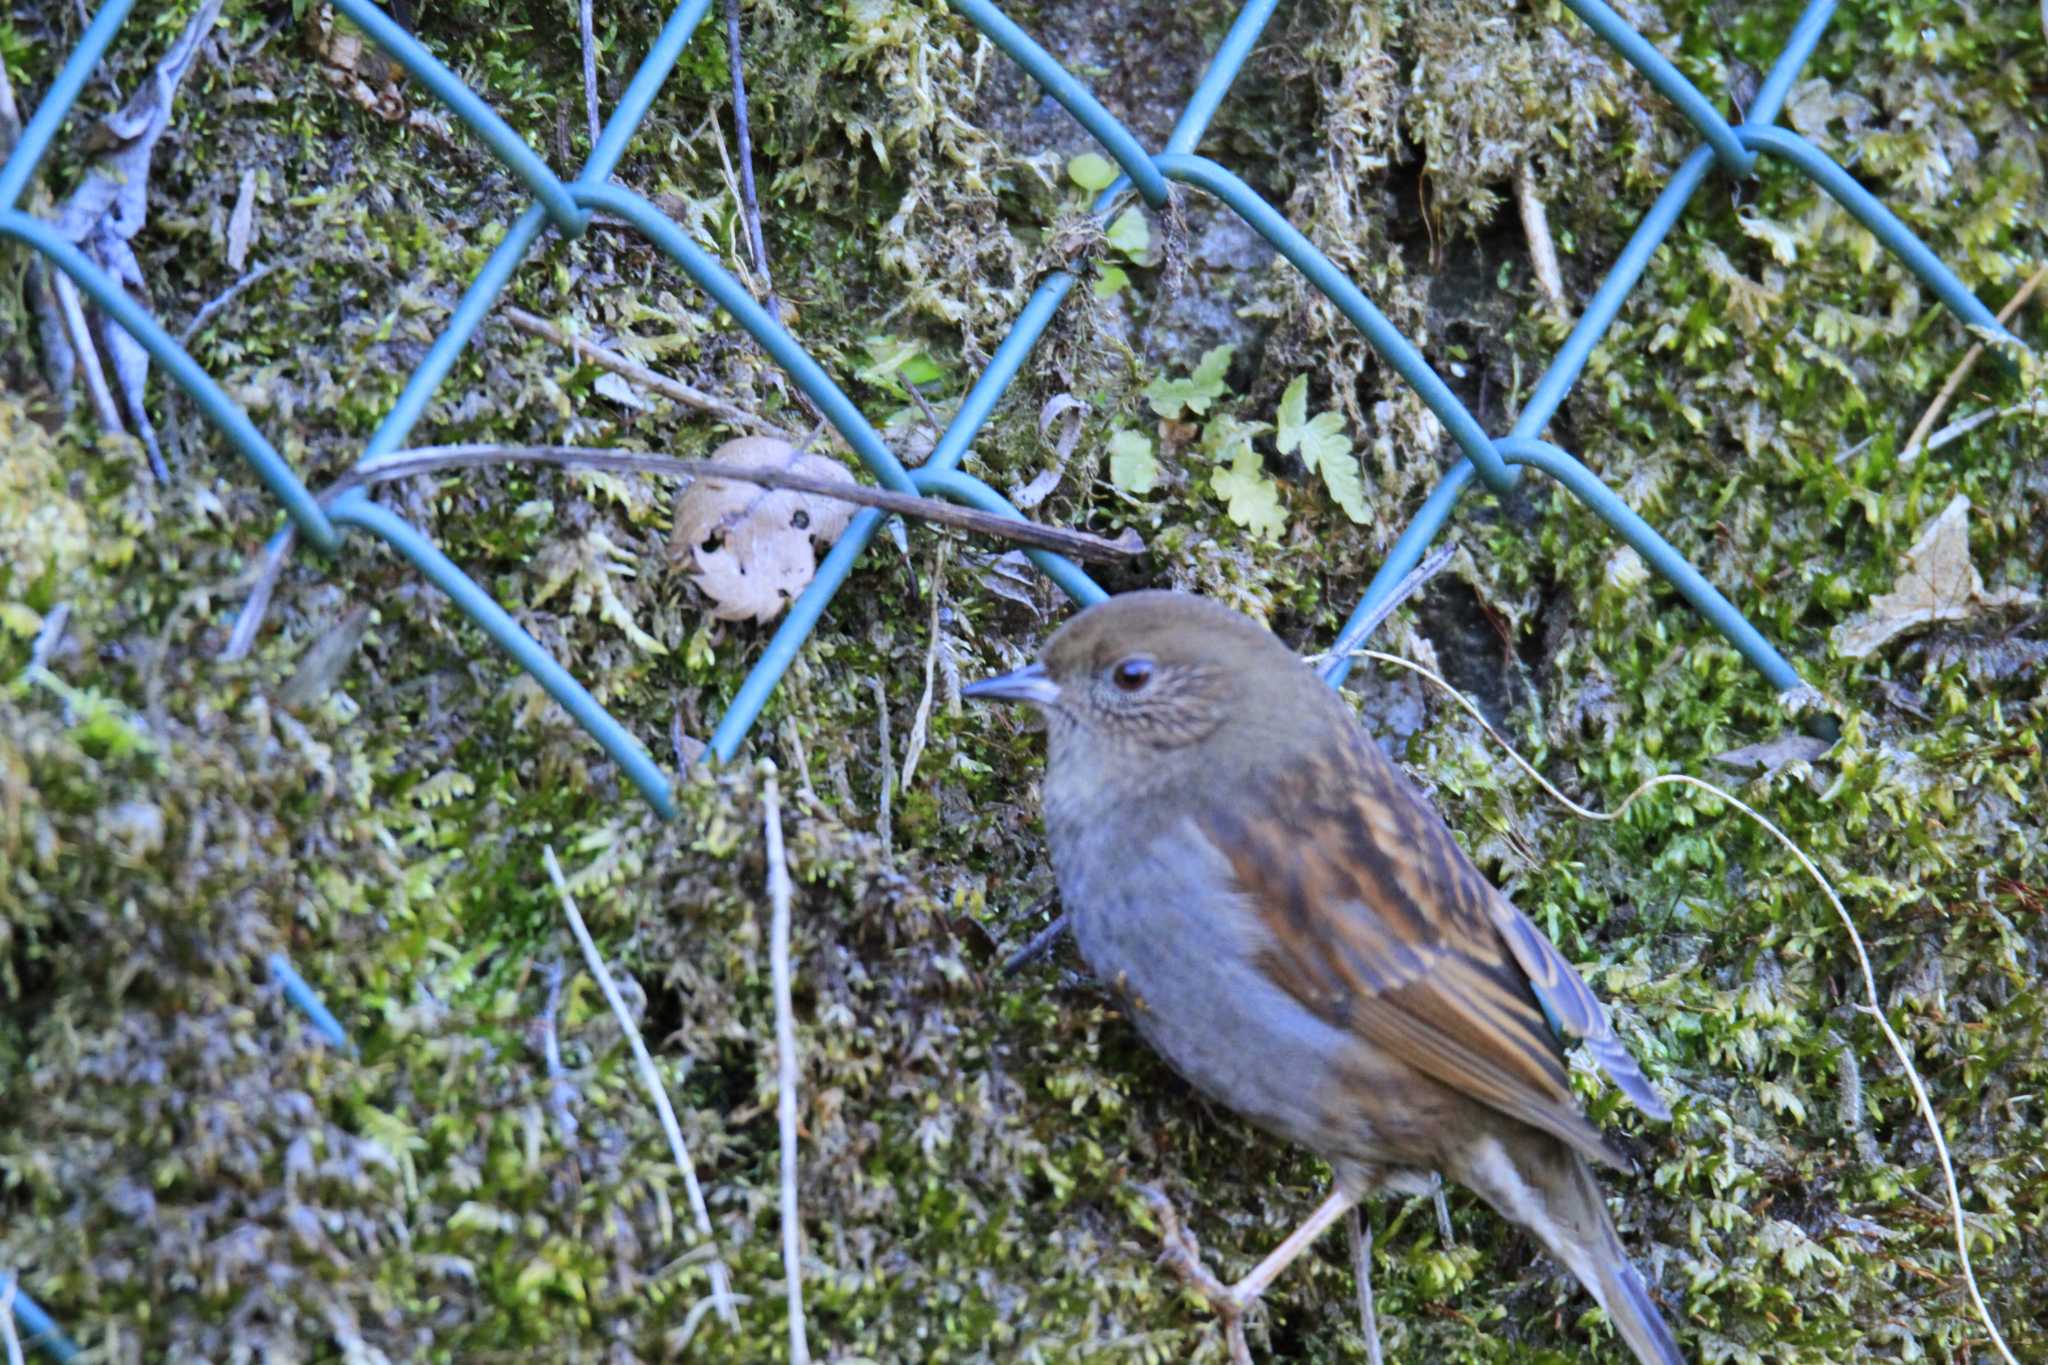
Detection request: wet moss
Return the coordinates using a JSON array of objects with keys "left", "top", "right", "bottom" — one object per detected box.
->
[{"left": 3, "top": 0, "right": 2046, "bottom": 1359}]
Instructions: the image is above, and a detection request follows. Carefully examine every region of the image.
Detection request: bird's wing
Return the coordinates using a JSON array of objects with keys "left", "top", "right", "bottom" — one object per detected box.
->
[{"left": 1199, "top": 731, "right": 1653, "bottom": 1169}]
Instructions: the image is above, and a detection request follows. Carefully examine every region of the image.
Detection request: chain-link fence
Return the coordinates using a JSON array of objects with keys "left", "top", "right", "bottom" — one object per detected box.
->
[{"left": 1, "top": 0, "right": 2029, "bottom": 1354}]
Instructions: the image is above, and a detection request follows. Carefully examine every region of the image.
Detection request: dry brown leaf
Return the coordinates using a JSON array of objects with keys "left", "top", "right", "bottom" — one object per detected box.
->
[
  {"left": 1714, "top": 734, "right": 1832, "bottom": 774},
  {"left": 1834, "top": 494, "right": 2038, "bottom": 658},
  {"left": 668, "top": 437, "right": 858, "bottom": 623}
]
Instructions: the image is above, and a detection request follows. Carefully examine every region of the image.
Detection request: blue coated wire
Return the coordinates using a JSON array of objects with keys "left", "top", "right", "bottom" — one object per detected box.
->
[
  {"left": 268, "top": 952, "right": 352, "bottom": 1051},
  {"left": 236, "top": 0, "right": 717, "bottom": 641},
  {"left": 1, "top": 1272, "right": 79, "bottom": 1363},
  {"left": 1740, "top": 126, "right": 2021, "bottom": 347},
  {"left": 1560, "top": 0, "right": 1753, "bottom": 175},
  {"left": 1497, "top": 437, "right": 1801, "bottom": 691},
  {"left": 5, "top": 0, "right": 2026, "bottom": 1352},
  {"left": 1515, "top": 0, "right": 1837, "bottom": 443},
  {"left": 1164, "top": 0, "right": 1281, "bottom": 156},
  {"left": 577, "top": 183, "right": 921, "bottom": 495},
  {"left": 329, "top": 0, "right": 584, "bottom": 232},
  {"left": 1322, "top": 459, "right": 1477, "bottom": 688},
  {"left": 910, "top": 468, "right": 1106, "bottom": 606},
  {"left": 710, "top": 0, "right": 1288, "bottom": 761},
  {"left": 0, "top": 212, "right": 339, "bottom": 551},
  {"left": 943, "top": 0, "right": 1170, "bottom": 206},
  {"left": 1156, "top": 154, "right": 1517, "bottom": 496},
  {"left": 1343, "top": 0, "right": 1844, "bottom": 686},
  {"left": 360, "top": 0, "right": 716, "bottom": 463},
  {"left": 0, "top": 0, "right": 138, "bottom": 211},
  {"left": 327, "top": 497, "right": 677, "bottom": 816}
]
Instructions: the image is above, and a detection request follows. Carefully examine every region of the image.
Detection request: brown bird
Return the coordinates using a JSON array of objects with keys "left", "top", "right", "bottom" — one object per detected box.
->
[{"left": 963, "top": 590, "right": 1680, "bottom": 1365}]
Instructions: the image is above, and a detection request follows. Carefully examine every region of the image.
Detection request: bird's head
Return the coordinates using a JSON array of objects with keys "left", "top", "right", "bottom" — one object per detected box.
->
[{"left": 963, "top": 591, "right": 1345, "bottom": 796}]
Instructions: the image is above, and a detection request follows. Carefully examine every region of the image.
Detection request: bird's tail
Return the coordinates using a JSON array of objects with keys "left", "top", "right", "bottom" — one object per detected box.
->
[{"left": 1458, "top": 1135, "right": 1684, "bottom": 1365}]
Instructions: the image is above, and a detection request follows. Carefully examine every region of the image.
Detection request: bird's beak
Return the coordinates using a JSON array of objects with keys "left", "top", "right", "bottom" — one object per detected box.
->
[{"left": 961, "top": 662, "right": 1061, "bottom": 706}]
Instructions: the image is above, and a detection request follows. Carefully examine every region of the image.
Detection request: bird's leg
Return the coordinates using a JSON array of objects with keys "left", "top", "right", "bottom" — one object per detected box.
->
[
  {"left": 1132, "top": 1184, "right": 1251, "bottom": 1363},
  {"left": 1133, "top": 1184, "right": 1360, "bottom": 1365},
  {"left": 1346, "top": 1205, "right": 1383, "bottom": 1365}
]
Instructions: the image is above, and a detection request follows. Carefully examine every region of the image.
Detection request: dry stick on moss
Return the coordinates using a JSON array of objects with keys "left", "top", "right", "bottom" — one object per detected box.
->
[
  {"left": 899, "top": 542, "right": 949, "bottom": 791},
  {"left": 543, "top": 846, "right": 739, "bottom": 1329},
  {"left": 1901, "top": 262, "right": 2046, "bottom": 461},
  {"left": 177, "top": 260, "right": 280, "bottom": 346},
  {"left": 1515, "top": 168, "right": 1566, "bottom": 311},
  {"left": 341, "top": 444, "right": 1140, "bottom": 564},
  {"left": 577, "top": 0, "right": 600, "bottom": 148},
  {"left": 503, "top": 307, "right": 796, "bottom": 438},
  {"left": 220, "top": 525, "right": 295, "bottom": 662},
  {"left": 760, "top": 764, "right": 813, "bottom": 1365},
  {"left": 53, "top": 270, "right": 126, "bottom": 440},
  {"left": 1350, "top": 648, "right": 2021, "bottom": 1365},
  {"left": 725, "top": 0, "right": 777, "bottom": 324},
  {"left": 872, "top": 677, "right": 894, "bottom": 861}
]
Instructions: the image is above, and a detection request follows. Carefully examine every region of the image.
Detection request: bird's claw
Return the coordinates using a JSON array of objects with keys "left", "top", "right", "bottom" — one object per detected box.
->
[{"left": 1130, "top": 1183, "right": 1256, "bottom": 1365}]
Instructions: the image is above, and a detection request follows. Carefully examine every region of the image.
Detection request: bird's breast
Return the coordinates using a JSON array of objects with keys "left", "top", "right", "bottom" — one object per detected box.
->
[{"left": 1051, "top": 814, "right": 1366, "bottom": 1158}]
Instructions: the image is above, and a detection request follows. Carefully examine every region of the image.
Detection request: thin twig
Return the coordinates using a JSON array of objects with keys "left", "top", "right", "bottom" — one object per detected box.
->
[
  {"left": 1000, "top": 907, "right": 1069, "bottom": 977},
  {"left": 53, "top": 269, "right": 126, "bottom": 440},
  {"left": 1351, "top": 647, "right": 2018, "bottom": 1365},
  {"left": 1910, "top": 399, "right": 2048, "bottom": 461},
  {"left": 177, "top": 260, "right": 279, "bottom": 346},
  {"left": 1316, "top": 544, "right": 1457, "bottom": 683},
  {"left": 578, "top": 0, "right": 601, "bottom": 148},
  {"left": 899, "top": 543, "right": 948, "bottom": 790},
  {"left": 1515, "top": 167, "right": 1565, "bottom": 310},
  {"left": 872, "top": 677, "right": 893, "bottom": 861},
  {"left": 538, "top": 957, "right": 578, "bottom": 1141},
  {"left": 340, "top": 443, "right": 1141, "bottom": 563},
  {"left": 544, "top": 846, "right": 738, "bottom": 1328},
  {"left": 726, "top": 0, "right": 777, "bottom": 323},
  {"left": 1901, "top": 262, "right": 2045, "bottom": 463},
  {"left": 761, "top": 764, "right": 813, "bottom": 1365},
  {"left": 899, "top": 374, "right": 947, "bottom": 437},
  {"left": 504, "top": 306, "right": 795, "bottom": 436},
  {"left": 219, "top": 523, "right": 296, "bottom": 661}
]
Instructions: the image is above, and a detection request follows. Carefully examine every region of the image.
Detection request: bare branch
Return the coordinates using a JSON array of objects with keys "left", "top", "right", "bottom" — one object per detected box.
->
[
  {"left": 544, "top": 846, "right": 737, "bottom": 1328},
  {"left": 761, "top": 765, "right": 812, "bottom": 1365},
  {"left": 341, "top": 443, "right": 1141, "bottom": 564},
  {"left": 503, "top": 307, "right": 795, "bottom": 437}
]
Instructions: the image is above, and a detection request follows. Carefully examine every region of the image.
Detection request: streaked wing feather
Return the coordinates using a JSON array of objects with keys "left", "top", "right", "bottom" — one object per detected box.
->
[
  {"left": 1489, "top": 898, "right": 1671, "bottom": 1121},
  {"left": 1201, "top": 730, "right": 1645, "bottom": 1168}
]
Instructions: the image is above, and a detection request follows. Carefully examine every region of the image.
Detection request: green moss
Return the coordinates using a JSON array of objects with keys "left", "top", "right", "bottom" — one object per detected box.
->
[{"left": 3, "top": 0, "right": 2046, "bottom": 1359}]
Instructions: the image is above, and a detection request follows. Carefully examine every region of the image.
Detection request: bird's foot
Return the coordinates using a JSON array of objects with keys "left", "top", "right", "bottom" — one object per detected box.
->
[{"left": 1131, "top": 1183, "right": 1258, "bottom": 1365}]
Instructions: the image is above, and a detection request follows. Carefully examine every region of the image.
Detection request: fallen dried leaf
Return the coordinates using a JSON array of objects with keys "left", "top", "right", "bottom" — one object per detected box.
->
[
  {"left": 669, "top": 437, "right": 857, "bottom": 623},
  {"left": 1834, "top": 495, "right": 2038, "bottom": 658},
  {"left": 1715, "top": 734, "right": 1832, "bottom": 774}
]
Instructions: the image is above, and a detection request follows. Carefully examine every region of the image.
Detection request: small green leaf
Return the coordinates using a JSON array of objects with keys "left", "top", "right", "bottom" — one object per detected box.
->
[
  {"left": 858, "top": 334, "right": 944, "bottom": 392},
  {"left": 1211, "top": 446, "right": 1285, "bottom": 539},
  {"left": 1143, "top": 343, "right": 1235, "bottom": 418},
  {"left": 1275, "top": 375, "right": 1366, "bottom": 521},
  {"left": 1092, "top": 263, "right": 1130, "bottom": 298},
  {"left": 1067, "top": 152, "right": 1116, "bottom": 192},
  {"left": 1295, "top": 411, "right": 1350, "bottom": 474},
  {"left": 1275, "top": 374, "right": 1310, "bottom": 454},
  {"left": 1106, "top": 429, "right": 1157, "bottom": 494},
  {"left": 1105, "top": 207, "right": 1150, "bottom": 259},
  {"left": 1317, "top": 442, "right": 1371, "bottom": 523}
]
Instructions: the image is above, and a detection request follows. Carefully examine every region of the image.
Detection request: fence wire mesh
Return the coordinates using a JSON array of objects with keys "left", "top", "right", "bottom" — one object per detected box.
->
[{"left": 1, "top": 0, "right": 2032, "bottom": 1355}]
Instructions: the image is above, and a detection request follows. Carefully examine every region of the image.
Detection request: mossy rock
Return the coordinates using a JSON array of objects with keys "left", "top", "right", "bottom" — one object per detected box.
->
[{"left": 3, "top": 0, "right": 2045, "bottom": 1359}]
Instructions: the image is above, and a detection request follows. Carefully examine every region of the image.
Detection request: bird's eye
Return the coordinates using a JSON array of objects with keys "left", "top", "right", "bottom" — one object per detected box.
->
[{"left": 1110, "top": 657, "right": 1154, "bottom": 693}]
